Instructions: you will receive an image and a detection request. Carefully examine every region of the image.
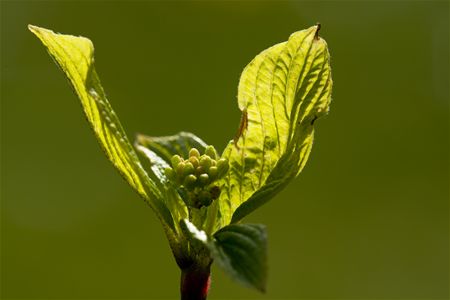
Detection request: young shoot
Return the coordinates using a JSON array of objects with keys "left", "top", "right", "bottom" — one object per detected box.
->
[{"left": 29, "top": 24, "right": 332, "bottom": 300}]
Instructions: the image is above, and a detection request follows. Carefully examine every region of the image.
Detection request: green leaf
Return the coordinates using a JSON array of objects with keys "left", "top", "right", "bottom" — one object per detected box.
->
[
  {"left": 218, "top": 25, "right": 332, "bottom": 225},
  {"left": 212, "top": 223, "right": 268, "bottom": 292},
  {"left": 134, "top": 144, "right": 171, "bottom": 186},
  {"left": 182, "top": 220, "right": 267, "bottom": 292},
  {"left": 135, "top": 131, "right": 208, "bottom": 165},
  {"left": 28, "top": 25, "right": 174, "bottom": 230}
]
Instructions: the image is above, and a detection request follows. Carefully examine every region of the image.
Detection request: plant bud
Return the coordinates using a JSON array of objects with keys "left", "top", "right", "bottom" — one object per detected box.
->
[
  {"left": 199, "top": 155, "right": 212, "bottom": 170},
  {"left": 205, "top": 145, "right": 217, "bottom": 160},
  {"left": 183, "top": 162, "right": 195, "bottom": 176},
  {"left": 189, "top": 148, "right": 200, "bottom": 158},
  {"left": 164, "top": 167, "right": 175, "bottom": 181},
  {"left": 183, "top": 174, "right": 197, "bottom": 190},
  {"left": 196, "top": 166, "right": 205, "bottom": 176},
  {"left": 198, "top": 173, "right": 210, "bottom": 186},
  {"left": 189, "top": 156, "right": 199, "bottom": 168},
  {"left": 208, "top": 166, "right": 218, "bottom": 180},
  {"left": 176, "top": 161, "right": 186, "bottom": 177},
  {"left": 217, "top": 158, "right": 229, "bottom": 177},
  {"left": 198, "top": 190, "right": 212, "bottom": 207},
  {"left": 171, "top": 155, "right": 183, "bottom": 169}
]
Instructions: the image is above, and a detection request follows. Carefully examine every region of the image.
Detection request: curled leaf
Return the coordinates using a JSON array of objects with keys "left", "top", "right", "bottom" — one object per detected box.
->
[
  {"left": 135, "top": 132, "right": 208, "bottom": 165},
  {"left": 134, "top": 132, "right": 210, "bottom": 231}
]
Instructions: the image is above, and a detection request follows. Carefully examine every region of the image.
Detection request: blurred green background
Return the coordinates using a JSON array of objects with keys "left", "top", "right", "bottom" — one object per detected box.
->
[{"left": 1, "top": 1, "right": 448, "bottom": 299}]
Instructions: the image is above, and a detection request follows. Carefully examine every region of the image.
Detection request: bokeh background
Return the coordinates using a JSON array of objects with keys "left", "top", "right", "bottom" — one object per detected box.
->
[{"left": 1, "top": 1, "right": 448, "bottom": 299}]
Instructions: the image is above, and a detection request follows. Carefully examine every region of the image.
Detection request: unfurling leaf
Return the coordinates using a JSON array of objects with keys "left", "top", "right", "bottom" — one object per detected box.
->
[
  {"left": 218, "top": 25, "right": 332, "bottom": 225},
  {"left": 134, "top": 131, "right": 209, "bottom": 192},
  {"left": 28, "top": 25, "right": 174, "bottom": 230},
  {"left": 135, "top": 132, "right": 208, "bottom": 165}
]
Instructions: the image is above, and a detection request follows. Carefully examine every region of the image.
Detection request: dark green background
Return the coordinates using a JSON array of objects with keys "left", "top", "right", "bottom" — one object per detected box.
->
[{"left": 1, "top": 1, "right": 448, "bottom": 299}]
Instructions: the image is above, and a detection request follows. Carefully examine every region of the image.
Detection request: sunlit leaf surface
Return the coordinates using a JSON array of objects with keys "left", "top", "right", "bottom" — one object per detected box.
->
[
  {"left": 218, "top": 25, "right": 332, "bottom": 225},
  {"left": 29, "top": 25, "right": 174, "bottom": 230}
]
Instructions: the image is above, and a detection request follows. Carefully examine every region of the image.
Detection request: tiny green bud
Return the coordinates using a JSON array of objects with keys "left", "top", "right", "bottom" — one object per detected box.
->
[
  {"left": 208, "top": 166, "right": 218, "bottom": 179},
  {"left": 183, "top": 174, "right": 197, "bottom": 190},
  {"left": 164, "top": 167, "right": 175, "bottom": 181},
  {"left": 189, "top": 148, "right": 200, "bottom": 158},
  {"left": 196, "top": 166, "right": 205, "bottom": 176},
  {"left": 198, "top": 173, "right": 210, "bottom": 186},
  {"left": 189, "top": 156, "right": 199, "bottom": 168},
  {"left": 183, "top": 162, "right": 195, "bottom": 176},
  {"left": 199, "top": 155, "right": 212, "bottom": 170},
  {"left": 171, "top": 155, "right": 183, "bottom": 169},
  {"left": 217, "top": 158, "right": 227, "bottom": 167},
  {"left": 176, "top": 161, "right": 186, "bottom": 176},
  {"left": 217, "top": 158, "right": 229, "bottom": 177},
  {"left": 205, "top": 145, "right": 217, "bottom": 160},
  {"left": 211, "top": 159, "right": 217, "bottom": 167}
]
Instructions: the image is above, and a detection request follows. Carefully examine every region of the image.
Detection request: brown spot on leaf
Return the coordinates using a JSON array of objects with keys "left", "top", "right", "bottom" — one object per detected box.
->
[{"left": 234, "top": 108, "right": 248, "bottom": 149}]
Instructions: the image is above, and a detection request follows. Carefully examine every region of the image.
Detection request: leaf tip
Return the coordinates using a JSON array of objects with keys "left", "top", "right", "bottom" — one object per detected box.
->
[
  {"left": 28, "top": 24, "right": 40, "bottom": 35},
  {"left": 314, "top": 22, "right": 321, "bottom": 40},
  {"left": 28, "top": 24, "right": 55, "bottom": 36},
  {"left": 254, "top": 275, "right": 267, "bottom": 293}
]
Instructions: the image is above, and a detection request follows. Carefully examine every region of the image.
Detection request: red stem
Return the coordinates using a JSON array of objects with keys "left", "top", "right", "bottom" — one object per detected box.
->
[{"left": 180, "top": 264, "right": 211, "bottom": 300}]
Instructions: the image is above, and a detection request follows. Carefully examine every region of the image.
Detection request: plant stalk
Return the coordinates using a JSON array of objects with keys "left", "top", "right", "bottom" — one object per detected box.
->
[{"left": 180, "top": 264, "right": 211, "bottom": 300}]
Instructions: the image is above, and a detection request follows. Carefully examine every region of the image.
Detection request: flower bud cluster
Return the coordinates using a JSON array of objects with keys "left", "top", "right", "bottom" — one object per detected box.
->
[{"left": 164, "top": 146, "right": 229, "bottom": 208}]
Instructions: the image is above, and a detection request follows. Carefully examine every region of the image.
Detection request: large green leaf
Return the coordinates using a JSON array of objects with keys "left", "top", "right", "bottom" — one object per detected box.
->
[
  {"left": 218, "top": 25, "right": 332, "bottom": 225},
  {"left": 29, "top": 25, "right": 174, "bottom": 230},
  {"left": 182, "top": 220, "right": 267, "bottom": 292}
]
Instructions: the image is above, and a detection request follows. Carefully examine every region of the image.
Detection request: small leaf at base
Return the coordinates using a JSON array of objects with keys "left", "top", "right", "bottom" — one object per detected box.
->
[{"left": 182, "top": 219, "right": 268, "bottom": 293}]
